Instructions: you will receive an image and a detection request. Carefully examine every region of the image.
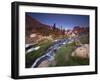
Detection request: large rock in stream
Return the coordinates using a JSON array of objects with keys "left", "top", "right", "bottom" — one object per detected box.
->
[{"left": 71, "top": 44, "right": 89, "bottom": 58}]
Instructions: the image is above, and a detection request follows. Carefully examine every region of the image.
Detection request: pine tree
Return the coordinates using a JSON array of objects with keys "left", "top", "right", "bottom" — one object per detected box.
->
[{"left": 53, "top": 23, "right": 56, "bottom": 31}]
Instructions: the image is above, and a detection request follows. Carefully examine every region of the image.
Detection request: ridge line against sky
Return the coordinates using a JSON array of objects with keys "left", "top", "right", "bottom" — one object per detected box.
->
[{"left": 26, "top": 12, "right": 89, "bottom": 30}]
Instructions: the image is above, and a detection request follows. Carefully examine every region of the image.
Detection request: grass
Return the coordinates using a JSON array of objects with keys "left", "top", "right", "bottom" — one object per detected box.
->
[
  {"left": 54, "top": 42, "right": 89, "bottom": 67},
  {"left": 26, "top": 40, "right": 53, "bottom": 68},
  {"left": 54, "top": 42, "right": 75, "bottom": 66},
  {"left": 54, "top": 46, "right": 68, "bottom": 66},
  {"left": 79, "top": 34, "right": 89, "bottom": 44},
  {"left": 66, "top": 56, "right": 89, "bottom": 66}
]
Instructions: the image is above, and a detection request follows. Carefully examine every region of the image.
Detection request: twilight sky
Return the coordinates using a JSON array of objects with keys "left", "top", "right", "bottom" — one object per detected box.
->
[{"left": 26, "top": 12, "right": 89, "bottom": 30}]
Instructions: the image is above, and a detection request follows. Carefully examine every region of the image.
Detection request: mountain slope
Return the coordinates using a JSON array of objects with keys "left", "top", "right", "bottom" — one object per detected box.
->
[{"left": 26, "top": 14, "right": 53, "bottom": 36}]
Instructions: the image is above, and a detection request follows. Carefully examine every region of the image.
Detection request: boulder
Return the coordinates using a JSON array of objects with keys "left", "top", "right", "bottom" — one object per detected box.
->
[
  {"left": 38, "top": 60, "right": 50, "bottom": 67},
  {"left": 72, "top": 44, "right": 89, "bottom": 58}
]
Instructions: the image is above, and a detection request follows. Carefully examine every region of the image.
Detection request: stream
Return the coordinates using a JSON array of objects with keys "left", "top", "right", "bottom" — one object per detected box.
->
[{"left": 31, "top": 38, "right": 71, "bottom": 68}]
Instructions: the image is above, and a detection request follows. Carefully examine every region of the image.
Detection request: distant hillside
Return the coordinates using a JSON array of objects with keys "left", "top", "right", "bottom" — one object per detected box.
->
[
  {"left": 25, "top": 14, "right": 64, "bottom": 44},
  {"left": 26, "top": 14, "right": 62, "bottom": 36},
  {"left": 25, "top": 14, "right": 89, "bottom": 44},
  {"left": 73, "top": 26, "right": 89, "bottom": 35}
]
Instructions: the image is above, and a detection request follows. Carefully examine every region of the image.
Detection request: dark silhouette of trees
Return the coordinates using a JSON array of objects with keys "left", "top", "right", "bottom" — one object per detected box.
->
[
  {"left": 52, "top": 24, "right": 66, "bottom": 35},
  {"left": 60, "top": 26, "right": 65, "bottom": 35},
  {"left": 53, "top": 23, "right": 60, "bottom": 32},
  {"left": 62, "top": 29, "right": 65, "bottom": 35},
  {"left": 53, "top": 23, "right": 56, "bottom": 31}
]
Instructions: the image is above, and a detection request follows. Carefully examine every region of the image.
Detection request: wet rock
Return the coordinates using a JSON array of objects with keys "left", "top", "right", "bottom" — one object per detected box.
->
[{"left": 38, "top": 60, "right": 50, "bottom": 67}]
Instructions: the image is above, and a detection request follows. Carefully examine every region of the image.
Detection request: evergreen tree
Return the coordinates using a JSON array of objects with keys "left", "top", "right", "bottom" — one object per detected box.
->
[
  {"left": 62, "top": 29, "right": 65, "bottom": 35},
  {"left": 53, "top": 23, "right": 56, "bottom": 31}
]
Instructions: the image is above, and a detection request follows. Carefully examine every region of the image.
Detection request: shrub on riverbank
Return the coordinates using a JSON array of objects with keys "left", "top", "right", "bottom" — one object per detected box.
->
[{"left": 79, "top": 34, "right": 89, "bottom": 44}]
